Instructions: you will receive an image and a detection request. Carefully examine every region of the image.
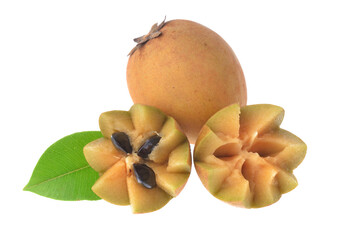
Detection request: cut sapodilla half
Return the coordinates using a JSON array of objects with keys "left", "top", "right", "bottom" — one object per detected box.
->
[
  {"left": 194, "top": 104, "right": 307, "bottom": 208},
  {"left": 83, "top": 104, "right": 191, "bottom": 213}
]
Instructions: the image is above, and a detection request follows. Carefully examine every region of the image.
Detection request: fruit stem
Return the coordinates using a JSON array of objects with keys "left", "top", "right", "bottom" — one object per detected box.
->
[{"left": 128, "top": 16, "right": 167, "bottom": 56}]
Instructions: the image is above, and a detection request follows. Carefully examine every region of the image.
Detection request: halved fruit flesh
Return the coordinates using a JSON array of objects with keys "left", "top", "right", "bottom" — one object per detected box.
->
[
  {"left": 83, "top": 138, "right": 123, "bottom": 173},
  {"left": 127, "top": 173, "right": 172, "bottom": 214},
  {"left": 149, "top": 117, "right": 187, "bottom": 164},
  {"left": 147, "top": 162, "right": 190, "bottom": 197},
  {"left": 167, "top": 142, "right": 192, "bottom": 173},
  {"left": 99, "top": 110, "right": 134, "bottom": 139},
  {"left": 215, "top": 167, "right": 251, "bottom": 207},
  {"left": 206, "top": 103, "right": 240, "bottom": 138},
  {"left": 194, "top": 161, "right": 231, "bottom": 195},
  {"left": 194, "top": 104, "right": 307, "bottom": 208},
  {"left": 239, "top": 104, "right": 284, "bottom": 138},
  {"left": 129, "top": 104, "right": 166, "bottom": 134},
  {"left": 83, "top": 104, "right": 191, "bottom": 213},
  {"left": 92, "top": 161, "right": 129, "bottom": 205}
]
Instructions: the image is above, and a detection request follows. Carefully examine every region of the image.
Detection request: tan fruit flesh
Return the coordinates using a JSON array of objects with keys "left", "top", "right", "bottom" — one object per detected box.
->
[
  {"left": 83, "top": 104, "right": 191, "bottom": 213},
  {"left": 194, "top": 104, "right": 306, "bottom": 208}
]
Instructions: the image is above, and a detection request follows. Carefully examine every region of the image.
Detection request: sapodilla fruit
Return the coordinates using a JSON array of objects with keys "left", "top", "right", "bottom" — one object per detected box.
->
[
  {"left": 127, "top": 18, "right": 247, "bottom": 143},
  {"left": 194, "top": 104, "right": 307, "bottom": 208},
  {"left": 83, "top": 104, "right": 191, "bottom": 213}
]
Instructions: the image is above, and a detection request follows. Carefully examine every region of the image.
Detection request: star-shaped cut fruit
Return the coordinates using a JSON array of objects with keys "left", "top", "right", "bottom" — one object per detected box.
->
[
  {"left": 194, "top": 104, "right": 307, "bottom": 208},
  {"left": 83, "top": 104, "right": 191, "bottom": 213}
]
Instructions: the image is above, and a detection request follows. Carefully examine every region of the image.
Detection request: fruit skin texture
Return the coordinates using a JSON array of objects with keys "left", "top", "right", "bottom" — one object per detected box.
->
[
  {"left": 127, "top": 19, "right": 247, "bottom": 143},
  {"left": 194, "top": 104, "right": 307, "bottom": 208},
  {"left": 83, "top": 104, "right": 191, "bottom": 213}
]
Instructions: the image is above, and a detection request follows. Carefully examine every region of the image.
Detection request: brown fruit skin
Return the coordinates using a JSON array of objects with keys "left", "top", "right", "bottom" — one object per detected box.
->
[{"left": 127, "top": 19, "right": 247, "bottom": 143}]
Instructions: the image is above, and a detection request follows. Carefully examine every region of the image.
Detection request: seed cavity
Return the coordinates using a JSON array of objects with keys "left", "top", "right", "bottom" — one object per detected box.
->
[
  {"left": 133, "top": 163, "right": 156, "bottom": 189},
  {"left": 137, "top": 134, "right": 161, "bottom": 159},
  {"left": 111, "top": 132, "right": 133, "bottom": 154}
]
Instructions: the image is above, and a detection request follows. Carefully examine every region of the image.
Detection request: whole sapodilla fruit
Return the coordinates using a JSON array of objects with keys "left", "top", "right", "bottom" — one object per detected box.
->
[{"left": 127, "top": 18, "right": 247, "bottom": 143}]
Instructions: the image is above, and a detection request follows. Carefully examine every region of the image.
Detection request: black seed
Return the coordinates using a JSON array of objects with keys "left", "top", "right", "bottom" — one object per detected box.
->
[
  {"left": 137, "top": 135, "right": 161, "bottom": 158},
  {"left": 133, "top": 163, "right": 156, "bottom": 189},
  {"left": 111, "top": 132, "right": 133, "bottom": 154}
]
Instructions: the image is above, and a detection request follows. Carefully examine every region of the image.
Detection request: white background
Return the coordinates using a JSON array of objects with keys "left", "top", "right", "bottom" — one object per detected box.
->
[{"left": 1, "top": 0, "right": 361, "bottom": 239}]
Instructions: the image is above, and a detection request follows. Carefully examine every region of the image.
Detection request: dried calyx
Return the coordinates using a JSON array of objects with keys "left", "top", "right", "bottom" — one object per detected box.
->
[
  {"left": 111, "top": 132, "right": 161, "bottom": 189},
  {"left": 128, "top": 17, "right": 167, "bottom": 56}
]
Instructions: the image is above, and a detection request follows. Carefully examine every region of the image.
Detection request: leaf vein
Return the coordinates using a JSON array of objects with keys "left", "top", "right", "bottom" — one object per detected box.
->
[{"left": 25, "top": 165, "right": 91, "bottom": 189}]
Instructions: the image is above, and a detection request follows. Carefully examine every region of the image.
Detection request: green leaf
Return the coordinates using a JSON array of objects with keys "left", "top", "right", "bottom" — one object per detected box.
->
[{"left": 24, "top": 131, "right": 103, "bottom": 201}]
